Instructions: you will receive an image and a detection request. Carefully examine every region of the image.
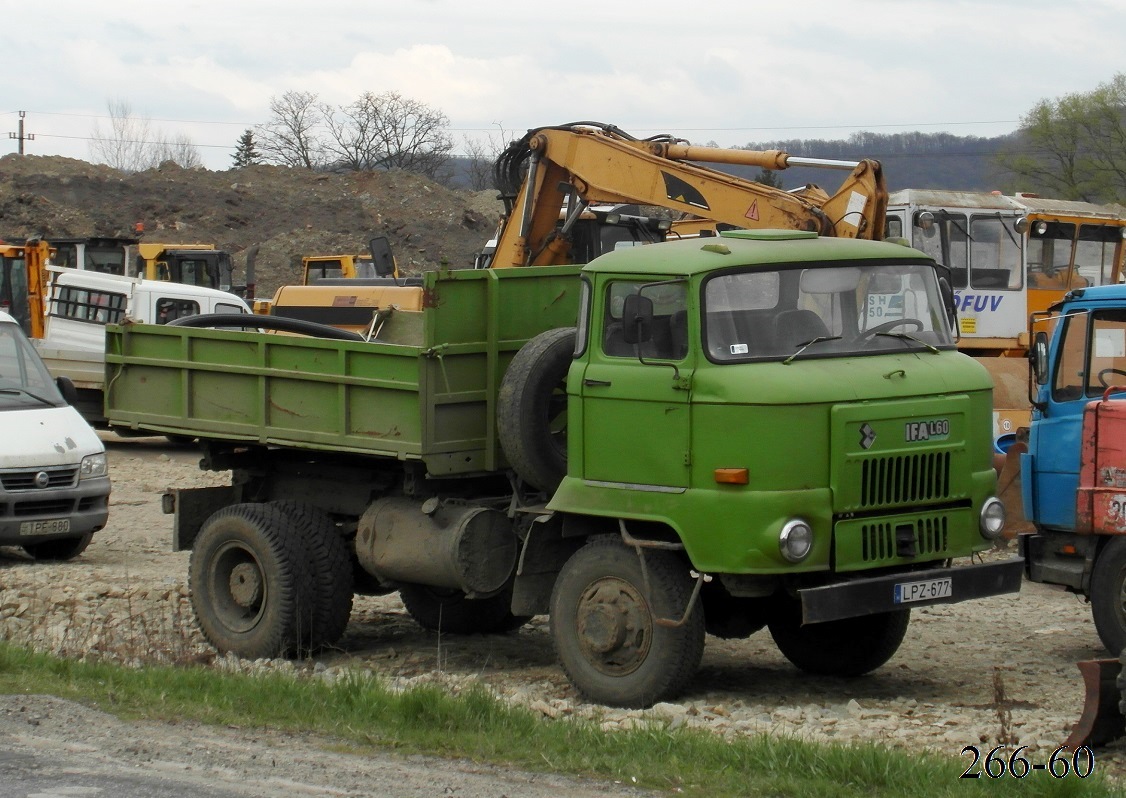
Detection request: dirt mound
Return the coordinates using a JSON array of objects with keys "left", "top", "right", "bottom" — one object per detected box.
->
[{"left": 0, "top": 154, "right": 504, "bottom": 297}]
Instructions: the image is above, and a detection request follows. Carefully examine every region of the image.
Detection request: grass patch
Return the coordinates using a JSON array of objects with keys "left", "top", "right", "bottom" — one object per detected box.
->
[{"left": 0, "top": 641, "right": 1113, "bottom": 797}]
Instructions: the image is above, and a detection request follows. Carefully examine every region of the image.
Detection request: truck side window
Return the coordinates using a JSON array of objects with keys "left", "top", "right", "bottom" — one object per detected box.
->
[
  {"left": 1086, "top": 310, "right": 1126, "bottom": 396},
  {"left": 1051, "top": 309, "right": 1126, "bottom": 401},
  {"left": 54, "top": 286, "right": 126, "bottom": 325},
  {"left": 156, "top": 299, "right": 201, "bottom": 324},
  {"left": 602, "top": 280, "right": 688, "bottom": 360},
  {"left": 1052, "top": 313, "right": 1088, "bottom": 402}
]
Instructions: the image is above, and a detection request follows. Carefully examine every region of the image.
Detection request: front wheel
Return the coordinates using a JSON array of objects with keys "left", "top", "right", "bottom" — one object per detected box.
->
[
  {"left": 768, "top": 601, "right": 909, "bottom": 676},
  {"left": 22, "top": 532, "right": 94, "bottom": 562},
  {"left": 1091, "top": 537, "right": 1126, "bottom": 654},
  {"left": 189, "top": 503, "right": 316, "bottom": 659},
  {"left": 549, "top": 536, "right": 704, "bottom": 708}
]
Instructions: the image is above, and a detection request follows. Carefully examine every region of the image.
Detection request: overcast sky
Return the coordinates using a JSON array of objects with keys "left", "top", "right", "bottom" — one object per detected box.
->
[{"left": 4, "top": 0, "right": 1125, "bottom": 171}]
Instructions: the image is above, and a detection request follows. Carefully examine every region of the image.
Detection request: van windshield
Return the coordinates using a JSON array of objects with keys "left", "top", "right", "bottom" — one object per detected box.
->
[
  {"left": 0, "top": 323, "right": 65, "bottom": 409},
  {"left": 703, "top": 261, "right": 955, "bottom": 363}
]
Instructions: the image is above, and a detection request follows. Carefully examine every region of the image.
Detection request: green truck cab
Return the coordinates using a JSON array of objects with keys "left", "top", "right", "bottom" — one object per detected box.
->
[{"left": 104, "top": 229, "right": 1022, "bottom": 708}]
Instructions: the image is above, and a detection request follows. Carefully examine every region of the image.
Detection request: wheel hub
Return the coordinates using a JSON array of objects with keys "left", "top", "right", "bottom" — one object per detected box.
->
[
  {"left": 575, "top": 577, "right": 651, "bottom": 676},
  {"left": 229, "top": 562, "right": 263, "bottom": 608}
]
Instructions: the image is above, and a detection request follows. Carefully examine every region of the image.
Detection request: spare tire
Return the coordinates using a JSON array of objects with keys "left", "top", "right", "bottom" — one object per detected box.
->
[{"left": 497, "top": 327, "right": 576, "bottom": 493}]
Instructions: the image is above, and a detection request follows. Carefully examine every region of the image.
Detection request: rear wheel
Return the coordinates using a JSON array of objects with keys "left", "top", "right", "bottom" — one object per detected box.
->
[
  {"left": 398, "top": 583, "right": 529, "bottom": 634},
  {"left": 267, "top": 501, "right": 354, "bottom": 649},
  {"left": 1118, "top": 648, "right": 1126, "bottom": 717},
  {"left": 22, "top": 532, "right": 94, "bottom": 562},
  {"left": 549, "top": 536, "right": 704, "bottom": 708},
  {"left": 1091, "top": 537, "right": 1126, "bottom": 654},
  {"left": 189, "top": 503, "right": 316, "bottom": 658},
  {"left": 768, "top": 600, "right": 909, "bottom": 676}
]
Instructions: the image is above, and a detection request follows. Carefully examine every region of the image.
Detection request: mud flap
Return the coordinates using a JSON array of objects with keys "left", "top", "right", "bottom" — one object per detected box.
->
[
  {"left": 997, "top": 429, "right": 1035, "bottom": 539},
  {"left": 165, "top": 485, "right": 244, "bottom": 551},
  {"left": 1065, "top": 659, "right": 1126, "bottom": 748}
]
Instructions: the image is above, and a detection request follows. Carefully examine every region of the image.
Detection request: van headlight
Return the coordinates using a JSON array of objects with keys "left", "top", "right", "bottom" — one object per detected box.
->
[
  {"left": 80, "top": 453, "right": 108, "bottom": 480},
  {"left": 979, "top": 497, "right": 1005, "bottom": 540},
  {"left": 779, "top": 519, "right": 814, "bottom": 563}
]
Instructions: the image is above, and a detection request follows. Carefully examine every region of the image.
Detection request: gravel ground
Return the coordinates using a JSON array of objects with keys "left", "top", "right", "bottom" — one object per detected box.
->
[{"left": 2, "top": 432, "right": 1125, "bottom": 791}]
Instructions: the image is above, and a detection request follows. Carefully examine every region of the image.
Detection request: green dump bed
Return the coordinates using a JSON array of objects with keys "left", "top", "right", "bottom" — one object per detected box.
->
[{"left": 104, "top": 265, "right": 582, "bottom": 477}]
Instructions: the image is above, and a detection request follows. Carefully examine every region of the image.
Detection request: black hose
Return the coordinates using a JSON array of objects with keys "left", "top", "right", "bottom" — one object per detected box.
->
[{"left": 165, "top": 313, "right": 366, "bottom": 342}]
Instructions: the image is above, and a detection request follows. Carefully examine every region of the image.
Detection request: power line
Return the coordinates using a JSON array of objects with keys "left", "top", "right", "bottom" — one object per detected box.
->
[{"left": 10, "top": 108, "right": 1019, "bottom": 134}]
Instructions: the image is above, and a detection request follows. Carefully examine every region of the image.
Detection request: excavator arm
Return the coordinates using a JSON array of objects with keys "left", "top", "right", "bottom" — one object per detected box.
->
[{"left": 490, "top": 123, "right": 887, "bottom": 269}]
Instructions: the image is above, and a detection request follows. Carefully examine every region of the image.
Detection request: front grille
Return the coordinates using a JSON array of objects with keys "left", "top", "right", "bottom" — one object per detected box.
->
[
  {"left": 0, "top": 467, "right": 79, "bottom": 491},
  {"left": 861, "top": 516, "right": 950, "bottom": 562},
  {"left": 860, "top": 453, "right": 950, "bottom": 507},
  {"left": 13, "top": 499, "right": 76, "bottom": 517}
]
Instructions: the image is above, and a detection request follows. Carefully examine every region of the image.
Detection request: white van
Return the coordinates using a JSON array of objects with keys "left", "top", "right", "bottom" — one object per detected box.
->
[
  {"left": 0, "top": 310, "right": 110, "bottom": 560},
  {"left": 33, "top": 267, "right": 253, "bottom": 425}
]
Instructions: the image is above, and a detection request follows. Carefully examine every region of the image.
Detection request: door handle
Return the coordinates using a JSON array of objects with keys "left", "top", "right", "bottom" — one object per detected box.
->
[{"left": 583, "top": 378, "right": 612, "bottom": 387}]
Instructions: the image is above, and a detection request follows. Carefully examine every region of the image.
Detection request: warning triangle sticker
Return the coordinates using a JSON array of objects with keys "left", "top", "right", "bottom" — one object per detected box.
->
[{"left": 745, "top": 200, "right": 759, "bottom": 221}]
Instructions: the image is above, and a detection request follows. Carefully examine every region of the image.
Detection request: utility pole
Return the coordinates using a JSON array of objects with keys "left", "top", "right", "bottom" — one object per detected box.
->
[{"left": 9, "top": 110, "right": 34, "bottom": 155}]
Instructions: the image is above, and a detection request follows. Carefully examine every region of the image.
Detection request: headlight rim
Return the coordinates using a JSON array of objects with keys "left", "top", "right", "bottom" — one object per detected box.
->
[
  {"left": 778, "top": 518, "right": 814, "bottom": 563},
  {"left": 979, "top": 497, "right": 1006, "bottom": 540}
]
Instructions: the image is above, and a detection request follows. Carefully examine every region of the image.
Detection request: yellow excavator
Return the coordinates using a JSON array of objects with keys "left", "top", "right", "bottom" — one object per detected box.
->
[
  {"left": 0, "top": 239, "right": 52, "bottom": 338},
  {"left": 301, "top": 237, "right": 399, "bottom": 285},
  {"left": 484, "top": 122, "right": 887, "bottom": 270}
]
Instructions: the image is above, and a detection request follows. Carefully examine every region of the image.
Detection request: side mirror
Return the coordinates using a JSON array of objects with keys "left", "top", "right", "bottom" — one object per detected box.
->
[
  {"left": 1031, "top": 331, "right": 1050, "bottom": 386},
  {"left": 369, "top": 236, "right": 396, "bottom": 278},
  {"left": 55, "top": 375, "right": 79, "bottom": 406},
  {"left": 621, "top": 294, "right": 654, "bottom": 345}
]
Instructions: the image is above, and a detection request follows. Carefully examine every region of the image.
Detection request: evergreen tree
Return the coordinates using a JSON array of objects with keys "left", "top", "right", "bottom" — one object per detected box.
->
[
  {"left": 232, "top": 129, "right": 261, "bottom": 168},
  {"left": 754, "top": 168, "right": 783, "bottom": 189}
]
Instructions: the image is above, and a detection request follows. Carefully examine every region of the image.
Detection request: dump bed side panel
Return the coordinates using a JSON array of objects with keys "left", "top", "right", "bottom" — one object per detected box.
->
[{"left": 105, "top": 266, "right": 583, "bottom": 476}]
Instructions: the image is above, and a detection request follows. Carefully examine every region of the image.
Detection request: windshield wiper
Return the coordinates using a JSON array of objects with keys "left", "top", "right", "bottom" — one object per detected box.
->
[
  {"left": 0, "top": 387, "right": 58, "bottom": 407},
  {"left": 874, "top": 332, "right": 940, "bottom": 353},
  {"left": 783, "top": 336, "right": 842, "bottom": 365}
]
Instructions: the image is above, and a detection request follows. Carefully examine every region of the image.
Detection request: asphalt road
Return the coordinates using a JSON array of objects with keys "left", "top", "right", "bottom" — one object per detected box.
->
[{"left": 0, "top": 694, "right": 654, "bottom": 798}]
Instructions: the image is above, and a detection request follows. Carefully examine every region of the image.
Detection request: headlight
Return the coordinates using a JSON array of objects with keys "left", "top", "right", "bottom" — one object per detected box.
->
[
  {"left": 79, "top": 452, "right": 108, "bottom": 480},
  {"left": 779, "top": 519, "right": 813, "bottom": 563},
  {"left": 979, "top": 497, "right": 1006, "bottom": 540}
]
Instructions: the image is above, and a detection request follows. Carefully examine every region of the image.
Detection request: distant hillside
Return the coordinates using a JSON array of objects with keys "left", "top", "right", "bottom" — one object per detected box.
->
[
  {"left": 712, "top": 131, "right": 1012, "bottom": 194},
  {"left": 445, "top": 130, "right": 1017, "bottom": 195}
]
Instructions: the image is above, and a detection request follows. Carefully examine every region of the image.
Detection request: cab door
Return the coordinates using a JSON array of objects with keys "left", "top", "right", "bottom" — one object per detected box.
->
[{"left": 577, "top": 279, "right": 692, "bottom": 490}]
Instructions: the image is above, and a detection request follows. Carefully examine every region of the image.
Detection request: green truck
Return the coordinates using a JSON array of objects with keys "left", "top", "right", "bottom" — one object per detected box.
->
[{"left": 105, "top": 229, "right": 1022, "bottom": 708}]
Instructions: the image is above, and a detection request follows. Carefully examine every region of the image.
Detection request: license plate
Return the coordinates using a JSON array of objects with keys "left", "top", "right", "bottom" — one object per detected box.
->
[
  {"left": 894, "top": 577, "right": 952, "bottom": 604},
  {"left": 19, "top": 518, "right": 71, "bottom": 536}
]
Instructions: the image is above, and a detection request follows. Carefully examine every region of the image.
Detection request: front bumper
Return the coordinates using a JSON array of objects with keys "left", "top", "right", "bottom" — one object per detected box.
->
[
  {"left": 0, "top": 475, "right": 111, "bottom": 544},
  {"left": 799, "top": 556, "right": 1024, "bottom": 624}
]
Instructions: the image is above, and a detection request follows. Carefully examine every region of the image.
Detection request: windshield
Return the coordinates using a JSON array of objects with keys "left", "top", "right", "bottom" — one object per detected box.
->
[
  {"left": 703, "top": 261, "right": 954, "bottom": 363},
  {"left": 912, "top": 212, "right": 1021, "bottom": 290},
  {"left": 1029, "top": 221, "right": 1122, "bottom": 290},
  {"left": 0, "top": 322, "right": 65, "bottom": 409}
]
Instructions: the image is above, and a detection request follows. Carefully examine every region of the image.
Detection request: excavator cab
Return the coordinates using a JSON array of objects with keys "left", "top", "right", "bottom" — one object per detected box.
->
[{"left": 0, "top": 249, "right": 32, "bottom": 335}]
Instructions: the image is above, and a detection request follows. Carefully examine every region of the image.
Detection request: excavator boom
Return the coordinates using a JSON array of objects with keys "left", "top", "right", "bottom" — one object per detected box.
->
[{"left": 490, "top": 123, "right": 887, "bottom": 269}]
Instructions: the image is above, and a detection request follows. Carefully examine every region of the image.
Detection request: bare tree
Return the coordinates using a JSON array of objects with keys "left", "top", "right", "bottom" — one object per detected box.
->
[
  {"left": 320, "top": 93, "right": 382, "bottom": 170},
  {"left": 323, "top": 91, "right": 453, "bottom": 179},
  {"left": 462, "top": 136, "right": 494, "bottom": 191},
  {"left": 88, "top": 99, "right": 155, "bottom": 172},
  {"left": 151, "top": 133, "right": 204, "bottom": 170},
  {"left": 255, "top": 91, "right": 324, "bottom": 169},
  {"left": 462, "top": 124, "right": 516, "bottom": 191},
  {"left": 88, "top": 99, "right": 204, "bottom": 172}
]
